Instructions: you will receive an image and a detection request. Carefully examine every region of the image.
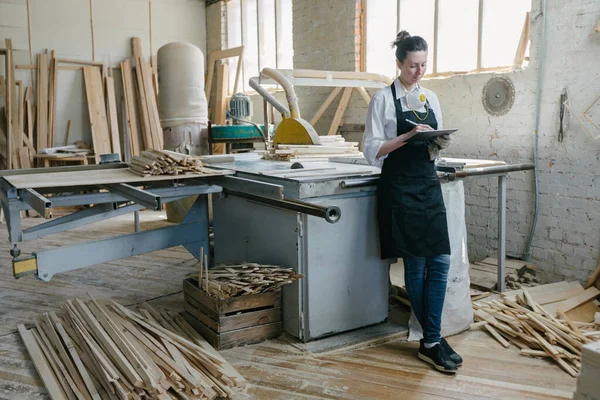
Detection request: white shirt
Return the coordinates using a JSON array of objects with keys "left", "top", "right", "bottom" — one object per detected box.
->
[{"left": 362, "top": 78, "right": 443, "bottom": 168}]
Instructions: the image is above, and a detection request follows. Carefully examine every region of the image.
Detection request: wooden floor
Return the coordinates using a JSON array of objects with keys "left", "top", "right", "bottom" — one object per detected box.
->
[{"left": 0, "top": 212, "right": 578, "bottom": 399}]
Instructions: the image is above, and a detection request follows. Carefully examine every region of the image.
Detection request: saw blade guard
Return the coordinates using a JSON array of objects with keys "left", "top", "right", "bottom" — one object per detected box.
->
[{"left": 253, "top": 68, "right": 321, "bottom": 145}]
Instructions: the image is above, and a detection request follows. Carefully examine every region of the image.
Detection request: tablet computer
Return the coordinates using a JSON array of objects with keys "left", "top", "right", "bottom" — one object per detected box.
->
[{"left": 407, "top": 128, "right": 458, "bottom": 142}]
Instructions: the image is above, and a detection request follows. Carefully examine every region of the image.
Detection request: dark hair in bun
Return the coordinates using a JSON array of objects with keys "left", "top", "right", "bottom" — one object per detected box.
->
[{"left": 391, "top": 30, "right": 428, "bottom": 62}]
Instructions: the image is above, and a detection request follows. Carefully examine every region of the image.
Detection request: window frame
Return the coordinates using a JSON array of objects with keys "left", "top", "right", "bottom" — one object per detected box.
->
[
  {"left": 366, "top": 0, "right": 529, "bottom": 78},
  {"left": 227, "top": 0, "right": 293, "bottom": 94}
]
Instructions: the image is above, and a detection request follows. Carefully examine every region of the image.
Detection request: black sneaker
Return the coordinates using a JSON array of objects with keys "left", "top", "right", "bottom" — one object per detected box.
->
[
  {"left": 440, "top": 337, "right": 463, "bottom": 367},
  {"left": 418, "top": 341, "right": 457, "bottom": 373}
]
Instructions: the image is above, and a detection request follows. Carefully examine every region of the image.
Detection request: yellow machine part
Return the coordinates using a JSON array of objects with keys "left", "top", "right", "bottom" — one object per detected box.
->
[
  {"left": 13, "top": 257, "right": 37, "bottom": 278},
  {"left": 273, "top": 117, "right": 321, "bottom": 146}
]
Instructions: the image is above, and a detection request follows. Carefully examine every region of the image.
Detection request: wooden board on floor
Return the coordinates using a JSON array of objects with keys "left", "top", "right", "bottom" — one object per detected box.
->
[
  {"left": 478, "top": 257, "right": 536, "bottom": 272},
  {"left": 501, "top": 281, "right": 580, "bottom": 304},
  {"left": 469, "top": 263, "right": 497, "bottom": 291},
  {"left": 36, "top": 53, "right": 49, "bottom": 152},
  {"left": 564, "top": 301, "right": 599, "bottom": 323},
  {"left": 17, "top": 325, "right": 68, "bottom": 400},
  {"left": 82, "top": 66, "right": 111, "bottom": 158},
  {"left": 541, "top": 287, "right": 600, "bottom": 317}
]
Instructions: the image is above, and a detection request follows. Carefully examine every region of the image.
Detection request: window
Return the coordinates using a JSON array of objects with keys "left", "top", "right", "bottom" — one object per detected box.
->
[
  {"left": 227, "top": 0, "right": 293, "bottom": 93},
  {"left": 366, "top": 0, "right": 531, "bottom": 79}
]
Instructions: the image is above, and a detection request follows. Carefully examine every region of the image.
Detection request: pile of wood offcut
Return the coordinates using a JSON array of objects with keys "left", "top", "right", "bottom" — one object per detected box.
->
[
  {"left": 263, "top": 135, "right": 361, "bottom": 161},
  {"left": 129, "top": 149, "right": 213, "bottom": 177},
  {"left": 194, "top": 261, "right": 303, "bottom": 298},
  {"left": 18, "top": 296, "right": 245, "bottom": 400},
  {"left": 472, "top": 282, "right": 600, "bottom": 377}
]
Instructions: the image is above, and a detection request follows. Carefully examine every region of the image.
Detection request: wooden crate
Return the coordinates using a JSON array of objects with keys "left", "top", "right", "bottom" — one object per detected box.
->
[{"left": 183, "top": 277, "right": 282, "bottom": 349}]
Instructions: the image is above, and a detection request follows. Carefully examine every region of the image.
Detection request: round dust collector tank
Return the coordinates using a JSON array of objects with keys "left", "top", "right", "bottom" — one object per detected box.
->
[{"left": 157, "top": 42, "right": 208, "bottom": 129}]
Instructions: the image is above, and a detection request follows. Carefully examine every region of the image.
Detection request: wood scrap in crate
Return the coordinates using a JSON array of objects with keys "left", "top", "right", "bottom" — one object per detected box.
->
[
  {"left": 189, "top": 262, "right": 303, "bottom": 299},
  {"left": 17, "top": 296, "right": 244, "bottom": 400},
  {"left": 471, "top": 281, "right": 600, "bottom": 377},
  {"left": 183, "top": 278, "right": 283, "bottom": 350},
  {"left": 128, "top": 149, "right": 212, "bottom": 177}
]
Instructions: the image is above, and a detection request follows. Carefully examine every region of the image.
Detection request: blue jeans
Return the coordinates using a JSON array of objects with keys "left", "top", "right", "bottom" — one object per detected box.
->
[{"left": 403, "top": 254, "right": 450, "bottom": 344}]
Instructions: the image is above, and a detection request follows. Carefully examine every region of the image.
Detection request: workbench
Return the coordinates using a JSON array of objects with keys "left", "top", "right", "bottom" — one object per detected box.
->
[{"left": 0, "top": 163, "right": 229, "bottom": 281}]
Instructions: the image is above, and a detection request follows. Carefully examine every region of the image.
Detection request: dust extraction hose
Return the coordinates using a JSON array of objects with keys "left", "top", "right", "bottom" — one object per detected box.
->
[
  {"left": 261, "top": 68, "right": 301, "bottom": 119},
  {"left": 248, "top": 77, "right": 290, "bottom": 117}
]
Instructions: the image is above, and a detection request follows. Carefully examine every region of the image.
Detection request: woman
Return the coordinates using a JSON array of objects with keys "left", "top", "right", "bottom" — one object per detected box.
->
[{"left": 362, "top": 31, "right": 461, "bottom": 373}]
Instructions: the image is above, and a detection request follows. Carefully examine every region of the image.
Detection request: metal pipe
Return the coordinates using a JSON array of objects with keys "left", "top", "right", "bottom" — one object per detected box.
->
[
  {"left": 261, "top": 68, "right": 301, "bottom": 118},
  {"left": 340, "top": 178, "right": 379, "bottom": 188},
  {"left": 249, "top": 77, "right": 290, "bottom": 117},
  {"left": 523, "top": 0, "right": 548, "bottom": 261},
  {"left": 454, "top": 163, "right": 534, "bottom": 178},
  {"left": 341, "top": 173, "right": 457, "bottom": 188},
  {"left": 497, "top": 175, "right": 507, "bottom": 292},
  {"left": 226, "top": 189, "right": 341, "bottom": 224}
]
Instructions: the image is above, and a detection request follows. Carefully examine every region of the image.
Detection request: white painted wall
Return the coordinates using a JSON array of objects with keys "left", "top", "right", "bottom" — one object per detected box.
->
[{"left": 1, "top": 0, "right": 206, "bottom": 146}]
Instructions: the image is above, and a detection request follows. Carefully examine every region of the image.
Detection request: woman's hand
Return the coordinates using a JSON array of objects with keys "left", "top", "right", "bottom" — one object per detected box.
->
[
  {"left": 375, "top": 124, "right": 434, "bottom": 158},
  {"left": 400, "top": 124, "right": 433, "bottom": 142}
]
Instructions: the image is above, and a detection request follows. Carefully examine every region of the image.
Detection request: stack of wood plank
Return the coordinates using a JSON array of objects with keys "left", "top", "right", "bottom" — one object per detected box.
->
[
  {"left": 17, "top": 296, "right": 245, "bottom": 400},
  {"left": 0, "top": 36, "right": 162, "bottom": 172},
  {"left": 263, "top": 135, "right": 361, "bottom": 161},
  {"left": 124, "top": 38, "right": 163, "bottom": 156},
  {"left": 573, "top": 340, "right": 600, "bottom": 400},
  {"left": 472, "top": 282, "right": 600, "bottom": 376},
  {"left": 1, "top": 39, "right": 37, "bottom": 170},
  {"left": 128, "top": 149, "right": 211, "bottom": 177},
  {"left": 194, "top": 261, "right": 303, "bottom": 299}
]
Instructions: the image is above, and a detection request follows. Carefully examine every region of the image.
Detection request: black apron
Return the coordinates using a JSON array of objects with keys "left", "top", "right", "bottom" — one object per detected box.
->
[{"left": 377, "top": 83, "right": 451, "bottom": 259}]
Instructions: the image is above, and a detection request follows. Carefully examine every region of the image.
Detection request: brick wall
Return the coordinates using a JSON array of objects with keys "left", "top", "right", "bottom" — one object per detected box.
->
[
  {"left": 205, "top": 0, "right": 226, "bottom": 55},
  {"left": 292, "top": 0, "right": 368, "bottom": 135},
  {"left": 424, "top": 0, "right": 600, "bottom": 282}
]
